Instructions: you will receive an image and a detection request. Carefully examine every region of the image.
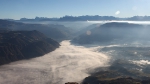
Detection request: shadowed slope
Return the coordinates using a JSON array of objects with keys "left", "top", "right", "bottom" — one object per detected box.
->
[{"left": 0, "top": 30, "right": 60, "bottom": 65}]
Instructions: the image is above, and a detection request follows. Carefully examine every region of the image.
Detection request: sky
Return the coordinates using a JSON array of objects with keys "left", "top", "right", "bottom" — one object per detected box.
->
[{"left": 0, "top": 0, "right": 150, "bottom": 20}]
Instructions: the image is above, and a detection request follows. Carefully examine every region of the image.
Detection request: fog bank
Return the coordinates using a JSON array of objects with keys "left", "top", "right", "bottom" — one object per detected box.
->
[{"left": 0, "top": 40, "right": 109, "bottom": 84}]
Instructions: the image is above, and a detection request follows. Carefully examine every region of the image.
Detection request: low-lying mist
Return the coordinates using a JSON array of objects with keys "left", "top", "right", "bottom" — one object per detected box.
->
[{"left": 0, "top": 40, "right": 110, "bottom": 84}]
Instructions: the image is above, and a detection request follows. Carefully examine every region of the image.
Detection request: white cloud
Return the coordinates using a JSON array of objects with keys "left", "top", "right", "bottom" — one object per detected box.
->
[
  {"left": 115, "top": 11, "right": 120, "bottom": 15},
  {"left": 0, "top": 40, "right": 110, "bottom": 84}
]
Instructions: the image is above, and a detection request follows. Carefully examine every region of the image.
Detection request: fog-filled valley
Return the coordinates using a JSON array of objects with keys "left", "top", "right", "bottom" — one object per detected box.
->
[
  {"left": 0, "top": 40, "right": 110, "bottom": 84},
  {"left": 1, "top": 20, "right": 150, "bottom": 84}
]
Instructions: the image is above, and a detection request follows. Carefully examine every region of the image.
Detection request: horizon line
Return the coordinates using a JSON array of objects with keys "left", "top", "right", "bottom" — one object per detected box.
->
[{"left": 1, "top": 15, "right": 150, "bottom": 20}]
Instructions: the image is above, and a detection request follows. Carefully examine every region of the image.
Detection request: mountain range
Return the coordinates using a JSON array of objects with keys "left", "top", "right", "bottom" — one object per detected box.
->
[{"left": 15, "top": 16, "right": 150, "bottom": 21}]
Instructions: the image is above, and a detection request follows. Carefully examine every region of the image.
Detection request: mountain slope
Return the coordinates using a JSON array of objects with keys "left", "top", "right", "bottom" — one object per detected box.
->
[
  {"left": 0, "top": 19, "right": 73, "bottom": 42},
  {"left": 0, "top": 30, "right": 60, "bottom": 65},
  {"left": 72, "top": 22, "right": 150, "bottom": 44}
]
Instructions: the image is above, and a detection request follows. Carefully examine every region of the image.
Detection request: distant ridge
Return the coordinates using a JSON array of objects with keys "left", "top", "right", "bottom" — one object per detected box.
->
[
  {"left": 16, "top": 16, "right": 150, "bottom": 21},
  {"left": 72, "top": 22, "right": 150, "bottom": 44}
]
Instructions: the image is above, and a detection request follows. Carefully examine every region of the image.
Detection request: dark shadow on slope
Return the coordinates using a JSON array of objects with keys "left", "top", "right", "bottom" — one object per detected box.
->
[{"left": 0, "top": 30, "right": 60, "bottom": 65}]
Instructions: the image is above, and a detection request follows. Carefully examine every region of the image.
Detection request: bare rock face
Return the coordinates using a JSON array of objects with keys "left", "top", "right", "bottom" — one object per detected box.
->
[
  {"left": 83, "top": 75, "right": 150, "bottom": 84},
  {"left": 0, "top": 30, "right": 60, "bottom": 65}
]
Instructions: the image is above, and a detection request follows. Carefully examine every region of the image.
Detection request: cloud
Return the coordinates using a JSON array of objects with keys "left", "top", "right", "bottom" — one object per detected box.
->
[
  {"left": 0, "top": 40, "right": 110, "bottom": 84},
  {"left": 131, "top": 60, "right": 150, "bottom": 65},
  {"left": 115, "top": 11, "right": 120, "bottom": 15}
]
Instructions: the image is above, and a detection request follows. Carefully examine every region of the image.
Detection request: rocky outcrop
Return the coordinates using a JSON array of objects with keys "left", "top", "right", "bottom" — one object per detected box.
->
[
  {"left": 83, "top": 77, "right": 146, "bottom": 84},
  {"left": 0, "top": 30, "right": 60, "bottom": 65},
  {"left": 65, "top": 82, "right": 79, "bottom": 84}
]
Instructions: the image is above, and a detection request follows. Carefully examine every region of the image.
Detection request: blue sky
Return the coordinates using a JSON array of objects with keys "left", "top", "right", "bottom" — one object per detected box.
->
[{"left": 0, "top": 0, "right": 150, "bottom": 20}]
